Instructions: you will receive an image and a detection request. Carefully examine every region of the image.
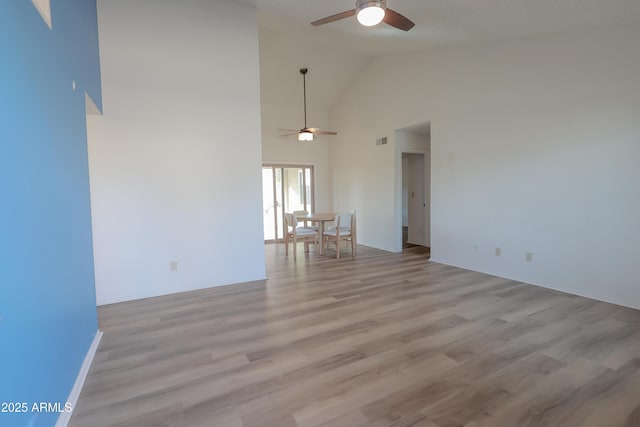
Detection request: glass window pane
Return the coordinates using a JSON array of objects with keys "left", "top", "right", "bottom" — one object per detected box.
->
[
  {"left": 305, "top": 168, "right": 313, "bottom": 212},
  {"left": 262, "top": 165, "right": 314, "bottom": 242},
  {"left": 262, "top": 168, "right": 275, "bottom": 241},
  {"left": 275, "top": 168, "right": 284, "bottom": 240}
]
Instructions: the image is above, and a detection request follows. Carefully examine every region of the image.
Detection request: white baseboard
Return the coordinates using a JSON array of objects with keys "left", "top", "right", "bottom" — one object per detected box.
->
[
  {"left": 428, "top": 257, "right": 640, "bottom": 311},
  {"left": 55, "top": 330, "right": 103, "bottom": 427}
]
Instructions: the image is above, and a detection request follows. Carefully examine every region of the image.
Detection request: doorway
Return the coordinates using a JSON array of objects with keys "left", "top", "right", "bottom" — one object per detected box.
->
[
  {"left": 262, "top": 165, "right": 314, "bottom": 242},
  {"left": 402, "top": 153, "right": 427, "bottom": 248},
  {"left": 396, "top": 122, "right": 430, "bottom": 253}
]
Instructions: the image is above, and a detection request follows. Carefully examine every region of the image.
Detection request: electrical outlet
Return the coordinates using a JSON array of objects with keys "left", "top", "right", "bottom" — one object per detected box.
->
[
  {"left": 495, "top": 247, "right": 501, "bottom": 256},
  {"left": 526, "top": 252, "right": 533, "bottom": 262},
  {"left": 169, "top": 260, "right": 178, "bottom": 271},
  {"left": 473, "top": 245, "right": 478, "bottom": 252}
]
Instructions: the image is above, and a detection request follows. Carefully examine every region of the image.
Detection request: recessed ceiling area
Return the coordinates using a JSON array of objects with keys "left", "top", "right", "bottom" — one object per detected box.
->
[
  {"left": 258, "top": 25, "right": 369, "bottom": 112},
  {"left": 251, "top": 0, "right": 640, "bottom": 110},
  {"left": 244, "top": 0, "right": 640, "bottom": 55}
]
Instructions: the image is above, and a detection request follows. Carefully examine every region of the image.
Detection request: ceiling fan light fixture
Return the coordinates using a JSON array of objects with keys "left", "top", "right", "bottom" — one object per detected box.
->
[
  {"left": 298, "top": 131, "right": 314, "bottom": 142},
  {"left": 356, "top": 0, "right": 386, "bottom": 26},
  {"left": 311, "top": 0, "right": 414, "bottom": 32}
]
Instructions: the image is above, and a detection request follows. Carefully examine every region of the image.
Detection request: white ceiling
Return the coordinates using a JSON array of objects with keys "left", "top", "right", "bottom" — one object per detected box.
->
[{"left": 244, "top": 0, "right": 640, "bottom": 109}]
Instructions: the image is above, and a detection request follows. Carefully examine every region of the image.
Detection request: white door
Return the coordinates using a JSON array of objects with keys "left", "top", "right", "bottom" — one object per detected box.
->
[{"left": 407, "top": 153, "right": 427, "bottom": 246}]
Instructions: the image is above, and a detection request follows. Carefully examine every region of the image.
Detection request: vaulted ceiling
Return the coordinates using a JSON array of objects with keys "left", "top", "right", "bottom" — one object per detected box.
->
[{"left": 237, "top": 0, "right": 640, "bottom": 110}]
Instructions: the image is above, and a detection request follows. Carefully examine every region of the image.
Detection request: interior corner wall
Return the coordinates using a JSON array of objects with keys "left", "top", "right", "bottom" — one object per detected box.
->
[
  {"left": 329, "top": 25, "right": 640, "bottom": 308},
  {"left": 89, "top": 0, "right": 265, "bottom": 305},
  {"left": 0, "top": 1, "right": 101, "bottom": 426},
  {"left": 261, "top": 103, "right": 332, "bottom": 211}
]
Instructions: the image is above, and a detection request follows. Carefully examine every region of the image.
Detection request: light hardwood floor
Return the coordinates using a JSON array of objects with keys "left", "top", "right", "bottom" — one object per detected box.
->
[{"left": 70, "top": 244, "right": 640, "bottom": 427}]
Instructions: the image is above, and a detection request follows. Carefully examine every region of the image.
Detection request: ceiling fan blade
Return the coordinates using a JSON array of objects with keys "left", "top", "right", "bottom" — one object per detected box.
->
[
  {"left": 311, "top": 130, "right": 338, "bottom": 136},
  {"left": 383, "top": 8, "right": 415, "bottom": 31},
  {"left": 279, "top": 132, "right": 299, "bottom": 137},
  {"left": 311, "top": 9, "right": 356, "bottom": 26},
  {"left": 278, "top": 128, "right": 299, "bottom": 132}
]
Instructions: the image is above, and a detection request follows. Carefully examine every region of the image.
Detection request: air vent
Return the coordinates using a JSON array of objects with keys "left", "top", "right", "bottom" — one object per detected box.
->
[{"left": 376, "top": 137, "right": 388, "bottom": 146}]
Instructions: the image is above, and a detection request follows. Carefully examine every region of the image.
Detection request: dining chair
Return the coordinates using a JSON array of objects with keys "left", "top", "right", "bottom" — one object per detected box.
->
[
  {"left": 284, "top": 213, "right": 319, "bottom": 260},
  {"left": 322, "top": 210, "right": 356, "bottom": 259}
]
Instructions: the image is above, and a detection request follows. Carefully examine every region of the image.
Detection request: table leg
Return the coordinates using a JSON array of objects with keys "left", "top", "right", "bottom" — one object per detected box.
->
[{"left": 318, "top": 222, "right": 325, "bottom": 255}]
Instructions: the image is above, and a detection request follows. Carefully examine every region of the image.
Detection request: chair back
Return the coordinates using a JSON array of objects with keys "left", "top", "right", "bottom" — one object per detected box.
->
[
  {"left": 284, "top": 213, "right": 298, "bottom": 230},
  {"left": 334, "top": 212, "right": 353, "bottom": 231},
  {"left": 293, "top": 210, "right": 310, "bottom": 227}
]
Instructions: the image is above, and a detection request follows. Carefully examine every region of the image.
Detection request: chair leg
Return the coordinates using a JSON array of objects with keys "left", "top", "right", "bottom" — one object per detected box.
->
[
  {"left": 351, "top": 237, "right": 355, "bottom": 257},
  {"left": 293, "top": 237, "right": 297, "bottom": 260},
  {"left": 336, "top": 239, "right": 340, "bottom": 259},
  {"left": 285, "top": 236, "right": 289, "bottom": 256},
  {"left": 353, "top": 232, "right": 357, "bottom": 256}
]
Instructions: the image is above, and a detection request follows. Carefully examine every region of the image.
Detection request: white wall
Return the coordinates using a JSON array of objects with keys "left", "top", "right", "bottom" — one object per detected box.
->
[
  {"left": 328, "top": 121, "right": 395, "bottom": 251},
  {"left": 330, "top": 25, "right": 640, "bottom": 308},
  {"left": 88, "top": 0, "right": 265, "bottom": 304},
  {"left": 257, "top": 27, "right": 369, "bottom": 213}
]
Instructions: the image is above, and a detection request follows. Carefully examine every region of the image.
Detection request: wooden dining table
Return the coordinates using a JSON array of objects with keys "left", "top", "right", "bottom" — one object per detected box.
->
[{"left": 295, "top": 212, "right": 336, "bottom": 255}]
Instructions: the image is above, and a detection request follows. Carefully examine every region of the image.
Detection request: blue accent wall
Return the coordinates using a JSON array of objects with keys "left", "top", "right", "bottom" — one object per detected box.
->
[{"left": 0, "top": 1, "right": 102, "bottom": 426}]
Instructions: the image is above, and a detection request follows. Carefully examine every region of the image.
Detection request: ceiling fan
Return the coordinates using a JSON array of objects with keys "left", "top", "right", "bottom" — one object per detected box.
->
[
  {"left": 311, "top": 0, "right": 415, "bottom": 31},
  {"left": 279, "top": 68, "right": 337, "bottom": 142}
]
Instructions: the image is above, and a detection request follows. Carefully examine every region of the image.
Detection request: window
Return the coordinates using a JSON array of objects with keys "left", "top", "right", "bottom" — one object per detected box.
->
[{"left": 262, "top": 165, "right": 315, "bottom": 242}]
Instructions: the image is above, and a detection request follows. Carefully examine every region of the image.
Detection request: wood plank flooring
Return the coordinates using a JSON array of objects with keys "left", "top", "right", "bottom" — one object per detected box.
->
[{"left": 69, "top": 244, "right": 640, "bottom": 427}]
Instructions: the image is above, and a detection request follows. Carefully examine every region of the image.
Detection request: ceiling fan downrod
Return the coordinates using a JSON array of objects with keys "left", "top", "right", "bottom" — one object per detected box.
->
[
  {"left": 300, "top": 68, "right": 308, "bottom": 129},
  {"left": 277, "top": 67, "right": 338, "bottom": 142}
]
